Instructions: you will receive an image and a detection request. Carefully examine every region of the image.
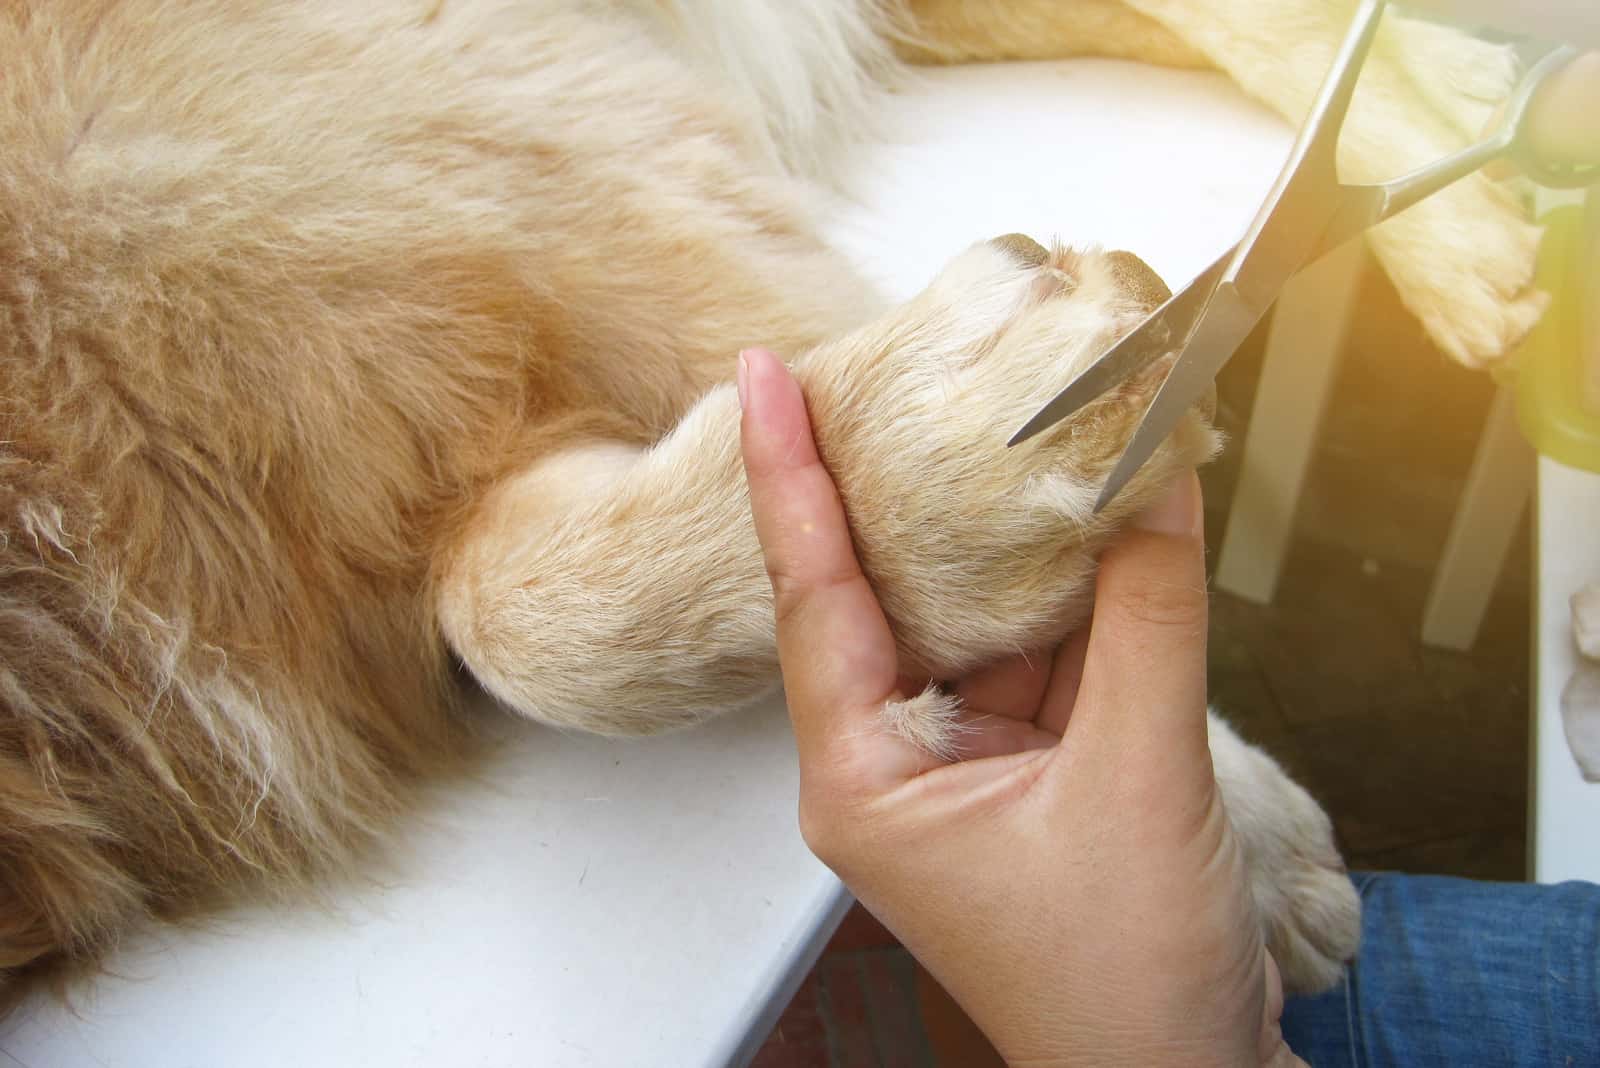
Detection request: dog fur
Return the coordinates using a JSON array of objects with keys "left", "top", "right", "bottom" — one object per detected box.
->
[{"left": 0, "top": 0, "right": 1540, "bottom": 1006}]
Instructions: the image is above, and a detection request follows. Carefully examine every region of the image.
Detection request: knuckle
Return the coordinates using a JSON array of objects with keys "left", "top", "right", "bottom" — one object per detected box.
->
[
  {"left": 796, "top": 784, "right": 876, "bottom": 874},
  {"left": 764, "top": 562, "right": 808, "bottom": 628},
  {"left": 764, "top": 557, "right": 862, "bottom": 632},
  {"left": 796, "top": 796, "right": 848, "bottom": 869},
  {"left": 1112, "top": 573, "right": 1208, "bottom": 631}
]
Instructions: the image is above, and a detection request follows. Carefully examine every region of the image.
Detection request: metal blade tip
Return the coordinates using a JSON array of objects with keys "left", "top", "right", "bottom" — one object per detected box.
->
[
  {"left": 1091, "top": 463, "right": 1137, "bottom": 514},
  {"left": 1006, "top": 419, "right": 1046, "bottom": 448}
]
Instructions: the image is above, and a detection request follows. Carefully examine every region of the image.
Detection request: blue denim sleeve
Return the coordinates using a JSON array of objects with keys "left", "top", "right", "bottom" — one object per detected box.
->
[{"left": 1281, "top": 873, "right": 1600, "bottom": 1068}]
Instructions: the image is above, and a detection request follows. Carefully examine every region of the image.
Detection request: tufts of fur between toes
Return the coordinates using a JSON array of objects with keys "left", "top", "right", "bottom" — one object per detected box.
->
[
  {"left": 1266, "top": 860, "right": 1363, "bottom": 995},
  {"left": 880, "top": 686, "right": 968, "bottom": 761}
]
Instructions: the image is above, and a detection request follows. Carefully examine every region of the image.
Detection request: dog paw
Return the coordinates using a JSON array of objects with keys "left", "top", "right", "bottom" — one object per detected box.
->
[
  {"left": 1380, "top": 12, "right": 1517, "bottom": 144},
  {"left": 1366, "top": 183, "right": 1546, "bottom": 369},
  {"left": 1127, "top": 0, "right": 1543, "bottom": 366},
  {"left": 796, "top": 235, "right": 1220, "bottom": 678},
  {"left": 1354, "top": 19, "right": 1544, "bottom": 367},
  {"left": 1210, "top": 715, "right": 1361, "bottom": 995},
  {"left": 1255, "top": 829, "right": 1362, "bottom": 996}
]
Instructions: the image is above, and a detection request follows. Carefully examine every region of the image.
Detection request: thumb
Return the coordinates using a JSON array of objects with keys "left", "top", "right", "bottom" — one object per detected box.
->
[
  {"left": 1071, "top": 471, "right": 1211, "bottom": 763},
  {"left": 1527, "top": 51, "right": 1600, "bottom": 173}
]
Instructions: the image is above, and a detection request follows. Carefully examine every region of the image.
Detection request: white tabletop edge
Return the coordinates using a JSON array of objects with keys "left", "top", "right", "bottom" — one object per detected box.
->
[{"left": 722, "top": 883, "right": 854, "bottom": 1068}]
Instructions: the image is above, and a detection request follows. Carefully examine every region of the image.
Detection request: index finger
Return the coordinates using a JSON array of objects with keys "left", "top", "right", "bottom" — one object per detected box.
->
[{"left": 737, "top": 348, "right": 920, "bottom": 773}]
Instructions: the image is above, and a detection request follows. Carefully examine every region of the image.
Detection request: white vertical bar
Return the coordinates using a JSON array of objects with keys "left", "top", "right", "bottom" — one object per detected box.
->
[
  {"left": 1532, "top": 457, "right": 1600, "bottom": 883},
  {"left": 1420, "top": 388, "right": 1534, "bottom": 650},
  {"left": 1214, "top": 240, "right": 1365, "bottom": 603}
]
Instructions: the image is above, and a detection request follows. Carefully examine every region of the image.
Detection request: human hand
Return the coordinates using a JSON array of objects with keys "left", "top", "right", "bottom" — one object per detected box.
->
[
  {"left": 737, "top": 346, "right": 1303, "bottom": 1066},
  {"left": 1504, "top": 50, "right": 1593, "bottom": 177},
  {"left": 1404, "top": 1, "right": 1598, "bottom": 175},
  {"left": 1522, "top": 51, "right": 1599, "bottom": 174}
]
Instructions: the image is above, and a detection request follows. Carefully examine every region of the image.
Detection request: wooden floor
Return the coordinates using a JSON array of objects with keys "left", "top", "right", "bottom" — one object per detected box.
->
[{"left": 751, "top": 263, "right": 1532, "bottom": 1066}]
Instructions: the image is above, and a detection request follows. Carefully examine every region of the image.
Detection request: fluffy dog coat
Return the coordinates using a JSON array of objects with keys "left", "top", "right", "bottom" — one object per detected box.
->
[{"left": 0, "top": 0, "right": 1542, "bottom": 1006}]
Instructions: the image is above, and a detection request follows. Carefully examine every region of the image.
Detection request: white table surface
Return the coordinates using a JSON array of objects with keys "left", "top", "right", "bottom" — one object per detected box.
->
[
  {"left": 1532, "top": 457, "right": 1600, "bottom": 884},
  {"left": 0, "top": 60, "right": 1293, "bottom": 1068}
]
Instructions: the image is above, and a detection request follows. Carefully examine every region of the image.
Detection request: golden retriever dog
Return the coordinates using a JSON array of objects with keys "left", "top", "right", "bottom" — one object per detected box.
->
[{"left": 0, "top": 0, "right": 1542, "bottom": 1007}]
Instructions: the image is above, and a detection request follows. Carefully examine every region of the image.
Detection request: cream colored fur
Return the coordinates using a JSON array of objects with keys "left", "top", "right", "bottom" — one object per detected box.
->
[
  {"left": 0, "top": 0, "right": 1534, "bottom": 1005},
  {"left": 439, "top": 241, "right": 1212, "bottom": 731},
  {"left": 1108, "top": 0, "right": 1544, "bottom": 365}
]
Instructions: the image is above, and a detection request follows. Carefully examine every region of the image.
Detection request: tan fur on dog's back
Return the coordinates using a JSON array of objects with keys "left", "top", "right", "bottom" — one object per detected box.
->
[{"left": 0, "top": 0, "right": 875, "bottom": 996}]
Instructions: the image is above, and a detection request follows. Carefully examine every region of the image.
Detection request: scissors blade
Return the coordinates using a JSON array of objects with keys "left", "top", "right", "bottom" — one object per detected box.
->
[
  {"left": 1092, "top": 282, "right": 1267, "bottom": 513},
  {"left": 1006, "top": 251, "right": 1231, "bottom": 448}
]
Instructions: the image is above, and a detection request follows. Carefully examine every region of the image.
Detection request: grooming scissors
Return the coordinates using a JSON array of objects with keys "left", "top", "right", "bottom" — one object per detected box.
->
[{"left": 1006, "top": 0, "right": 1596, "bottom": 511}]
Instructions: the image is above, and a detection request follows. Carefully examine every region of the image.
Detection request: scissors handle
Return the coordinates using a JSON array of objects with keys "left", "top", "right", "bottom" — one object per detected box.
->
[
  {"left": 1497, "top": 45, "right": 1595, "bottom": 190},
  {"left": 1008, "top": 10, "right": 1594, "bottom": 511},
  {"left": 1316, "top": 46, "right": 1592, "bottom": 258},
  {"left": 1385, "top": 45, "right": 1590, "bottom": 200}
]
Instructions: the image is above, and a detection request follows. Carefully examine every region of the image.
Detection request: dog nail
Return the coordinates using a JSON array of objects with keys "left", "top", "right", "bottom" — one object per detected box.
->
[{"left": 991, "top": 233, "right": 1049, "bottom": 268}]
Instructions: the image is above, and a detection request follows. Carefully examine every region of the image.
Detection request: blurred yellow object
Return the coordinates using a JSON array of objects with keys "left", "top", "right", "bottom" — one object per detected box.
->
[{"left": 1511, "top": 205, "right": 1600, "bottom": 472}]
